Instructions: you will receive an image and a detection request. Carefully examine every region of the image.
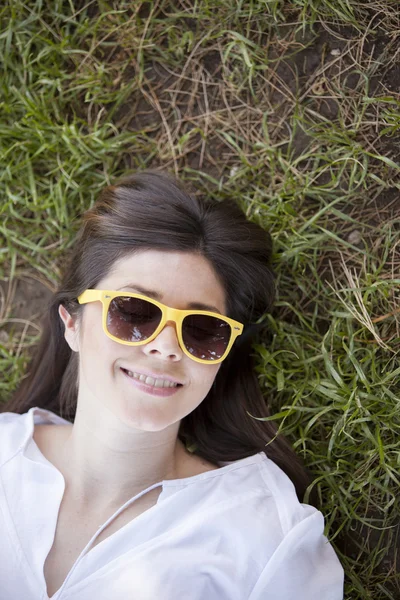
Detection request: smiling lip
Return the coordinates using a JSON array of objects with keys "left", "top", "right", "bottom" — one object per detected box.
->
[
  {"left": 121, "top": 368, "right": 182, "bottom": 397},
  {"left": 120, "top": 367, "right": 183, "bottom": 386}
]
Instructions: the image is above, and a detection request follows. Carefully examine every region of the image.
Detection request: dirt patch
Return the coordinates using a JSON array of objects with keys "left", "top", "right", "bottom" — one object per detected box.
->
[{"left": 0, "top": 275, "right": 53, "bottom": 344}]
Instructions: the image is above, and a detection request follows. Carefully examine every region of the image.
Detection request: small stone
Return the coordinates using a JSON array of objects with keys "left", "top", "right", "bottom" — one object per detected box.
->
[
  {"left": 348, "top": 230, "right": 362, "bottom": 245},
  {"left": 330, "top": 48, "right": 341, "bottom": 57},
  {"left": 0, "top": 330, "right": 9, "bottom": 344}
]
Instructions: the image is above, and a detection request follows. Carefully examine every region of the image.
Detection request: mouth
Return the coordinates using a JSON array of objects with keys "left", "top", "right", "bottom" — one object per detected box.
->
[{"left": 120, "top": 368, "right": 183, "bottom": 389}]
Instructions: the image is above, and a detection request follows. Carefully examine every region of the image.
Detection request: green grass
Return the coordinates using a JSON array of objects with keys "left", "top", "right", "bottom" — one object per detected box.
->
[{"left": 1, "top": 2, "right": 399, "bottom": 598}]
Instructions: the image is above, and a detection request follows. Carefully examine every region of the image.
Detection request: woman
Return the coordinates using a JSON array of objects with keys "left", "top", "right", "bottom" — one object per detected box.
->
[{"left": 0, "top": 171, "right": 344, "bottom": 599}]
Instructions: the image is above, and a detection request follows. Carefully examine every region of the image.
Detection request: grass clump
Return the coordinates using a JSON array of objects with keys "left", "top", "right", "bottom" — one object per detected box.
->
[{"left": 1, "top": 1, "right": 399, "bottom": 598}]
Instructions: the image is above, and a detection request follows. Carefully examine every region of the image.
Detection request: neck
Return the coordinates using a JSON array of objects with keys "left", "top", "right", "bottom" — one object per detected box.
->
[{"left": 54, "top": 401, "right": 185, "bottom": 511}]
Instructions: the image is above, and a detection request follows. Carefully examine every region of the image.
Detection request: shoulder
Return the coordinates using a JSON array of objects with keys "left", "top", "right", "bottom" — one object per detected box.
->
[
  {"left": 255, "top": 453, "right": 317, "bottom": 532},
  {"left": 226, "top": 455, "right": 343, "bottom": 598},
  {"left": 167, "top": 452, "right": 318, "bottom": 551},
  {"left": 0, "top": 407, "right": 67, "bottom": 467},
  {"left": 163, "top": 453, "right": 343, "bottom": 597},
  {"left": 218, "top": 453, "right": 316, "bottom": 531},
  {"left": 245, "top": 458, "right": 344, "bottom": 599},
  {"left": 0, "top": 410, "right": 32, "bottom": 466}
]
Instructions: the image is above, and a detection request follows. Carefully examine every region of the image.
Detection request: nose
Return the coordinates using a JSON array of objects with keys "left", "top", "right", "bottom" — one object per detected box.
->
[{"left": 142, "top": 321, "right": 183, "bottom": 362}]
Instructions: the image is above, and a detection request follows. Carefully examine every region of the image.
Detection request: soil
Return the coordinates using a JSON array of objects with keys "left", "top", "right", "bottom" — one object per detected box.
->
[{"left": 0, "top": 275, "right": 53, "bottom": 344}]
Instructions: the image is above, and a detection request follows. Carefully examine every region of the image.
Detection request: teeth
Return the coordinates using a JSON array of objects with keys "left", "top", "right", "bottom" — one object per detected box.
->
[{"left": 125, "top": 370, "right": 178, "bottom": 388}]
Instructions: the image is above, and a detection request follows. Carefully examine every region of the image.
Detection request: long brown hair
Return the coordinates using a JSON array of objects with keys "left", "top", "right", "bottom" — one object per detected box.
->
[{"left": 3, "top": 171, "right": 311, "bottom": 499}]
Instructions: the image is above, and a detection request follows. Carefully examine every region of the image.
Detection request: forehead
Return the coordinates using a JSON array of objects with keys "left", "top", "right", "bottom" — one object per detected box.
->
[{"left": 100, "top": 250, "right": 227, "bottom": 313}]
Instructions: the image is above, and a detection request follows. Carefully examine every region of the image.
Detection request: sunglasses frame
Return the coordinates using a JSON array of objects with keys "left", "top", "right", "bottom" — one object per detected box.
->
[{"left": 77, "top": 289, "right": 244, "bottom": 364}]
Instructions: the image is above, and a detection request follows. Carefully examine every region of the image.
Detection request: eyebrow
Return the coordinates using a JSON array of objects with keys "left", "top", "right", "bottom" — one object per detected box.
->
[{"left": 117, "top": 284, "right": 222, "bottom": 314}]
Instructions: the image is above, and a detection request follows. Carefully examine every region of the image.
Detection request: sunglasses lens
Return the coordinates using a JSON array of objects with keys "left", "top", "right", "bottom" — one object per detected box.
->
[
  {"left": 107, "top": 296, "right": 162, "bottom": 342},
  {"left": 182, "top": 314, "right": 231, "bottom": 361}
]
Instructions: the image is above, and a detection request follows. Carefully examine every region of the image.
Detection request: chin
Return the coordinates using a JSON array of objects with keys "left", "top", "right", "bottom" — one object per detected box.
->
[{"left": 117, "top": 402, "right": 180, "bottom": 433}]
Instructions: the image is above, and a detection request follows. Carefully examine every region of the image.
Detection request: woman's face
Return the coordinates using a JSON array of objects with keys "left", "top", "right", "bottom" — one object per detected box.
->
[{"left": 59, "top": 250, "right": 227, "bottom": 432}]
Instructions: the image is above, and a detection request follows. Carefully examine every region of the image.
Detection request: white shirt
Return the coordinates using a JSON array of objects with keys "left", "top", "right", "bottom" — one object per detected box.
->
[{"left": 0, "top": 407, "right": 344, "bottom": 600}]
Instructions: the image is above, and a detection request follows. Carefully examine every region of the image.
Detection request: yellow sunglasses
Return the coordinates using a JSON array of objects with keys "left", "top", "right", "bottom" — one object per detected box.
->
[{"left": 77, "top": 289, "right": 244, "bottom": 364}]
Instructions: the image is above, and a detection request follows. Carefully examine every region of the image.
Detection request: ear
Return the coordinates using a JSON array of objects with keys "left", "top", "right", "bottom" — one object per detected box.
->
[{"left": 58, "top": 304, "right": 80, "bottom": 353}]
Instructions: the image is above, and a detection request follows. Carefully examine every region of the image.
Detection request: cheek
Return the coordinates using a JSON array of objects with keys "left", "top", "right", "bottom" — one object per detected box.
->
[
  {"left": 79, "top": 316, "right": 117, "bottom": 373},
  {"left": 188, "top": 365, "right": 220, "bottom": 415},
  {"left": 194, "top": 364, "right": 220, "bottom": 393}
]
